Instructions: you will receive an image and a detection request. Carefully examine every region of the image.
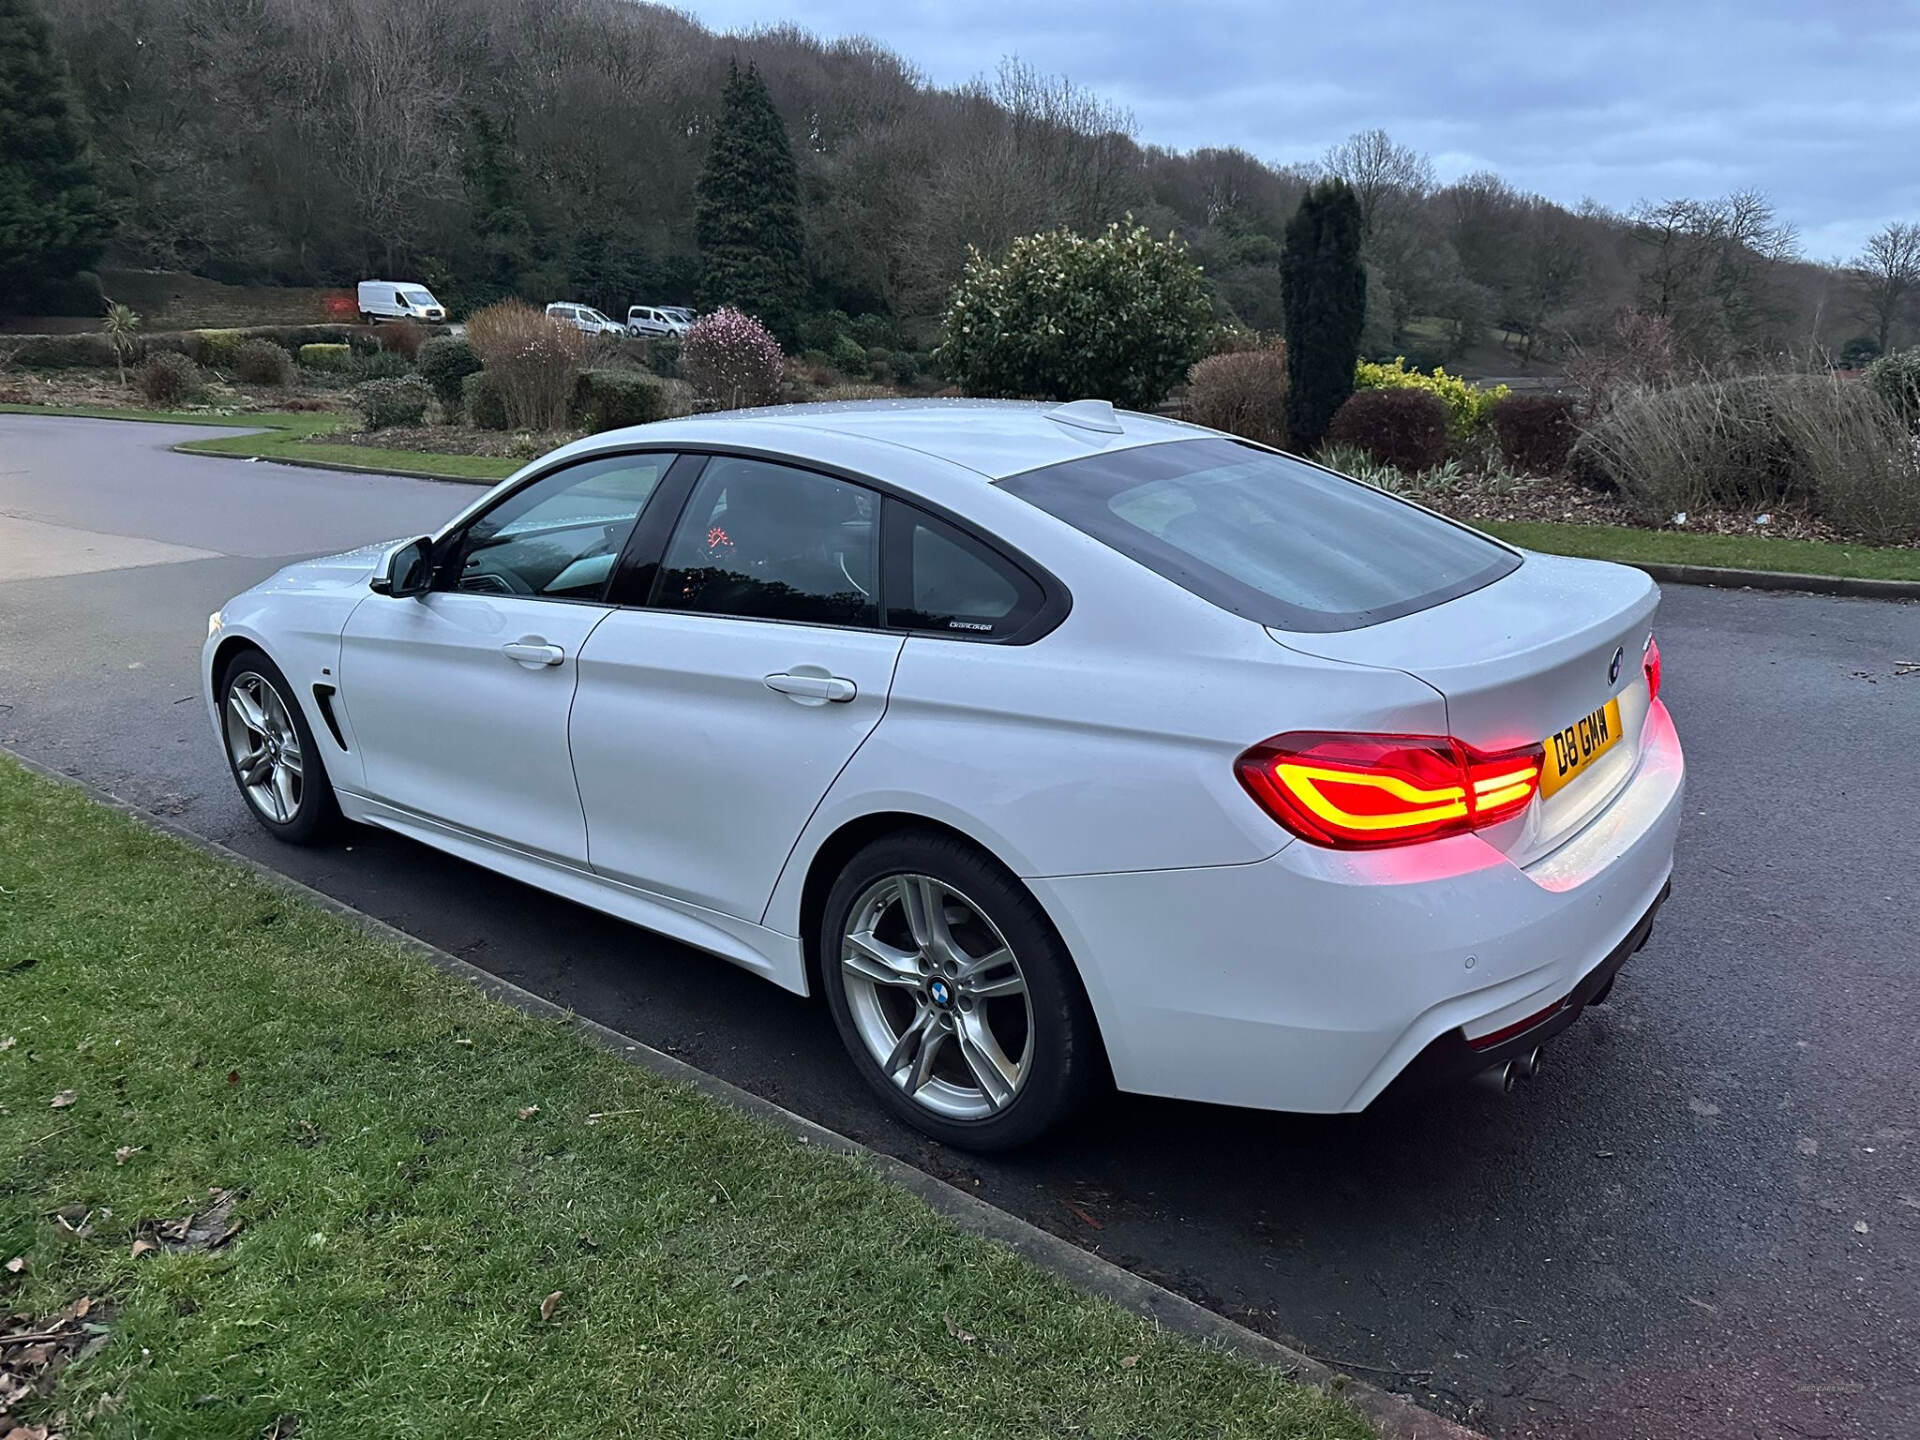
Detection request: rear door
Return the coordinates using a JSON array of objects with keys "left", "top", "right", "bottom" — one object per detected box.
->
[{"left": 570, "top": 454, "right": 902, "bottom": 919}]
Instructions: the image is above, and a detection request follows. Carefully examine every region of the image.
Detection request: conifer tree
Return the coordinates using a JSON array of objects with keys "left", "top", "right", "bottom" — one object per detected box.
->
[
  {"left": 1280, "top": 179, "right": 1367, "bottom": 450},
  {"left": 695, "top": 61, "right": 805, "bottom": 342}
]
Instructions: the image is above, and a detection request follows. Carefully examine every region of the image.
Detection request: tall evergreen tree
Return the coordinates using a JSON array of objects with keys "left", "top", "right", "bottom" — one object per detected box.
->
[
  {"left": 0, "top": 0, "right": 114, "bottom": 306},
  {"left": 695, "top": 61, "right": 805, "bottom": 341},
  {"left": 1280, "top": 179, "right": 1367, "bottom": 451},
  {"left": 460, "top": 109, "right": 537, "bottom": 307}
]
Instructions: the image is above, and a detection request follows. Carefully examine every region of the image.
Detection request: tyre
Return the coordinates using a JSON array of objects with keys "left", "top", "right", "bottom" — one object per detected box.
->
[
  {"left": 218, "top": 647, "right": 340, "bottom": 845},
  {"left": 820, "top": 831, "right": 1101, "bottom": 1150}
]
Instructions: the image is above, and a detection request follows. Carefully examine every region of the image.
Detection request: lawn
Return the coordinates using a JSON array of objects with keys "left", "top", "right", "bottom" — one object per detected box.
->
[
  {"left": 0, "top": 757, "right": 1371, "bottom": 1440},
  {"left": 1480, "top": 520, "right": 1920, "bottom": 583}
]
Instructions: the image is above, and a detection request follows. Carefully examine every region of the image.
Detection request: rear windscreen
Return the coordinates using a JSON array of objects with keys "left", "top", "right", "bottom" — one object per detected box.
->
[{"left": 999, "top": 437, "right": 1520, "bottom": 631}]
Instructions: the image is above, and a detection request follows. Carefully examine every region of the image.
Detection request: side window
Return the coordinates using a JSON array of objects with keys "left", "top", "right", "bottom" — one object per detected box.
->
[
  {"left": 438, "top": 453, "right": 674, "bottom": 602},
  {"left": 653, "top": 457, "right": 877, "bottom": 626},
  {"left": 885, "top": 502, "right": 1048, "bottom": 640}
]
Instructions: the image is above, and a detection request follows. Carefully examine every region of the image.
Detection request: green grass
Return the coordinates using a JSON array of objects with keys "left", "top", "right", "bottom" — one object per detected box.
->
[
  {"left": 0, "top": 757, "right": 1371, "bottom": 1440},
  {"left": 0, "top": 402, "right": 517, "bottom": 482},
  {"left": 1481, "top": 520, "right": 1920, "bottom": 583}
]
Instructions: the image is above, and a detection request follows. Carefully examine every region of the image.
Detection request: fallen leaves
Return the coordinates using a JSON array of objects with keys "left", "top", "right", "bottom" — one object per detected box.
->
[
  {"left": 136, "top": 1188, "right": 244, "bottom": 1255},
  {"left": 538, "top": 1291, "right": 562, "bottom": 1323},
  {"left": 1120, "top": 1354, "right": 1140, "bottom": 1369},
  {"left": 47, "top": 1093, "right": 75, "bottom": 1112},
  {"left": 112, "top": 1147, "right": 141, "bottom": 1167},
  {"left": 2, "top": 1260, "right": 22, "bottom": 1278},
  {"left": 1, "top": 1294, "right": 110, "bottom": 1437},
  {"left": 516, "top": 1106, "right": 540, "bottom": 1122},
  {"left": 942, "top": 1314, "right": 976, "bottom": 1345},
  {"left": 0, "top": 1037, "right": 15, "bottom": 1053},
  {"left": 129, "top": 1241, "right": 156, "bottom": 1261}
]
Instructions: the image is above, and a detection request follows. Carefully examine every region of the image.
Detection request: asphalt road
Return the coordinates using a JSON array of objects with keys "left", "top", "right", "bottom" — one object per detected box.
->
[{"left": 3, "top": 413, "right": 1916, "bottom": 1439}]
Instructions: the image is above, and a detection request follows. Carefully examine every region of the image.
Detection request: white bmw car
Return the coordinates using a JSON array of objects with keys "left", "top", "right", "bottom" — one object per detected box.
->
[{"left": 204, "top": 399, "right": 1683, "bottom": 1149}]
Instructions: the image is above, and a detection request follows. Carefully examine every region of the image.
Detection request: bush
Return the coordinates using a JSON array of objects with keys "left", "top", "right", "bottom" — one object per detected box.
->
[
  {"left": 7, "top": 332, "right": 118, "bottom": 368},
  {"left": 1184, "top": 346, "right": 1288, "bottom": 447},
  {"left": 1579, "top": 373, "right": 1920, "bottom": 541},
  {"left": 465, "top": 299, "right": 586, "bottom": 430},
  {"left": 354, "top": 348, "right": 412, "bottom": 381},
  {"left": 1487, "top": 393, "right": 1578, "bottom": 474},
  {"left": 299, "top": 343, "right": 352, "bottom": 372},
  {"left": 1353, "top": 357, "right": 1509, "bottom": 439},
  {"left": 138, "top": 352, "right": 201, "bottom": 406},
  {"left": 887, "top": 350, "right": 921, "bottom": 385},
  {"left": 849, "top": 313, "right": 894, "bottom": 350},
  {"left": 680, "top": 306, "right": 783, "bottom": 410},
  {"left": 377, "top": 321, "right": 427, "bottom": 360},
  {"left": 1863, "top": 348, "right": 1920, "bottom": 431},
  {"left": 648, "top": 334, "right": 681, "bottom": 380},
  {"left": 417, "top": 336, "right": 483, "bottom": 414},
  {"left": 1325, "top": 388, "right": 1450, "bottom": 472},
  {"left": 937, "top": 221, "right": 1213, "bottom": 409},
  {"left": 462, "top": 369, "right": 509, "bottom": 430},
  {"left": 232, "top": 337, "right": 295, "bottom": 386},
  {"left": 185, "top": 329, "right": 247, "bottom": 369},
  {"left": 571, "top": 369, "right": 671, "bottom": 434},
  {"left": 828, "top": 333, "right": 868, "bottom": 374},
  {"left": 353, "top": 375, "right": 432, "bottom": 430}
]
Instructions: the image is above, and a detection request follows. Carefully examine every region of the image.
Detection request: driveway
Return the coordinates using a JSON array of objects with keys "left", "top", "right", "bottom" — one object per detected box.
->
[{"left": 2, "top": 413, "right": 1915, "bottom": 1439}]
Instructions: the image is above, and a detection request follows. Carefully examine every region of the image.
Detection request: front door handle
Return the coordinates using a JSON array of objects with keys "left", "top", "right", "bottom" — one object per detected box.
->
[
  {"left": 502, "top": 639, "right": 565, "bottom": 668},
  {"left": 765, "top": 671, "right": 856, "bottom": 704}
]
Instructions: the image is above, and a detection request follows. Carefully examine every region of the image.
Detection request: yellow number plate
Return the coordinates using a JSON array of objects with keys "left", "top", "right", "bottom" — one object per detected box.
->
[{"left": 1541, "top": 697, "right": 1623, "bottom": 797}]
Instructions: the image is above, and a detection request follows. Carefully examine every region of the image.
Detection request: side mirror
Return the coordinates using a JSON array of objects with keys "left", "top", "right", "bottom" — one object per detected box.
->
[{"left": 370, "top": 536, "right": 434, "bottom": 597}]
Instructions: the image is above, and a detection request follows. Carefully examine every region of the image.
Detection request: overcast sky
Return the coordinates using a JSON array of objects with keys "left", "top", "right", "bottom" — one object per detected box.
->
[{"left": 685, "top": 0, "right": 1920, "bottom": 260}]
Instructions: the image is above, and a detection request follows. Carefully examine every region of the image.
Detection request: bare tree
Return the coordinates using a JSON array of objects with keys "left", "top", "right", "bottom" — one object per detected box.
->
[
  {"left": 1322, "top": 128, "right": 1434, "bottom": 237},
  {"left": 1850, "top": 221, "right": 1920, "bottom": 354}
]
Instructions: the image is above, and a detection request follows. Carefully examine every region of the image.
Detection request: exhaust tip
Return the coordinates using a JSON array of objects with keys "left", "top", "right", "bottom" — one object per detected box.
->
[
  {"left": 1474, "top": 1061, "right": 1517, "bottom": 1095},
  {"left": 1517, "top": 1046, "right": 1544, "bottom": 1081}
]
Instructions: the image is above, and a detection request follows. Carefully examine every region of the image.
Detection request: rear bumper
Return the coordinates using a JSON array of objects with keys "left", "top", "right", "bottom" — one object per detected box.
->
[{"left": 1029, "top": 700, "right": 1685, "bottom": 1114}]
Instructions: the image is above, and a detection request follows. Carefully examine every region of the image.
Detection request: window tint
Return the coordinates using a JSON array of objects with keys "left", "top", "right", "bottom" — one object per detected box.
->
[
  {"left": 653, "top": 458, "right": 877, "bottom": 626},
  {"left": 1000, "top": 438, "right": 1520, "bottom": 632},
  {"left": 440, "top": 453, "right": 672, "bottom": 602},
  {"left": 884, "top": 505, "right": 1043, "bottom": 638}
]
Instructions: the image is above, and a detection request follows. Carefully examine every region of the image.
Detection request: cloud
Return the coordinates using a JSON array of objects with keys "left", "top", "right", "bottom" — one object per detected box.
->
[{"left": 687, "top": 0, "right": 1920, "bottom": 258}]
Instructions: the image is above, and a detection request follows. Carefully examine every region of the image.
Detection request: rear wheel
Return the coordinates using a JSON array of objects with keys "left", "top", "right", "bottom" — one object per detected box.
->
[
  {"left": 219, "top": 648, "right": 339, "bottom": 845},
  {"left": 820, "top": 832, "right": 1100, "bottom": 1150}
]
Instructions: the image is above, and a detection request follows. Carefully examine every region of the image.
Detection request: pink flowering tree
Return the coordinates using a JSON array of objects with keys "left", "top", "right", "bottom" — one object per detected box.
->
[{"left": 680, "top": 306, "right": 784, "bottom": 410}]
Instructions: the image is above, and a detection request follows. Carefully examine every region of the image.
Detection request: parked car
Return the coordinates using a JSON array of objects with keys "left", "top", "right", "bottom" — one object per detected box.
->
[
  {"left": 358, "top": 280, "right": 446, "bottom": 323},
  {"left": 627, "top": 305, "right": 691, "bottom": 337},
  {"left": 202, "top": 399, "right": 1684, "bottom": 1150},
  {"left": 545, "top": 302, "right": 625, "bottom": 338}
]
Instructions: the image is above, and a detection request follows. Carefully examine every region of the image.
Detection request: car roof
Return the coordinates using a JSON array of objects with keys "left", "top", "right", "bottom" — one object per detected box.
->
[{"left": 589, "top": 399, "right": 1204, "bottom": 481}]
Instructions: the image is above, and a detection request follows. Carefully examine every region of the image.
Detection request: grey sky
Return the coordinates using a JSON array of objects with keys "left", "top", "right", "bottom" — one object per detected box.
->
[{"left": 686, "top": 0, "right": 1920, "bottom": 260}]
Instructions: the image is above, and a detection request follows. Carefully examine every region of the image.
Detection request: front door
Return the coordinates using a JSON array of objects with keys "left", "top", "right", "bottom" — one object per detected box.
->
[{"left": 338, "top": 450, "right": 677, "bottom": 864}]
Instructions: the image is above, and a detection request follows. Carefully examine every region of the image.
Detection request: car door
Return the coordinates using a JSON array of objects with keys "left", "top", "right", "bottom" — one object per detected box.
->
[
  {"left": 569, "top": 454, "right": 903, "bottom": 919},
  {"left": 337, "top": 451, "right": 680, "bottom": 864}
]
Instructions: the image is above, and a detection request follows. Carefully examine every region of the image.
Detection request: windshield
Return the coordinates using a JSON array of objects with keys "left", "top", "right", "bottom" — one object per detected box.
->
[
  {"left": 583, "top": 309, "right": 610, "bottom": 325},
  {"left": 402, "top": 290, "right": 437, "bottom": 308},
  {"left": 1000, "top": 437, "right": 1520, "bottom": 632}
]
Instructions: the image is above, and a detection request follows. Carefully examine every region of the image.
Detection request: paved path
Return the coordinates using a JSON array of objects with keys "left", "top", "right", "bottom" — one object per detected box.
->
[{"left": 3, "top": 414, "right": 1916, "bottom": 1438}]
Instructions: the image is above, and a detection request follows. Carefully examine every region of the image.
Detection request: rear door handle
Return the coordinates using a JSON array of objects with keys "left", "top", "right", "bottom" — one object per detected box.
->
[
  {"left": 502, "top": 640, "right": 565, "bottom": 668},
  {"left": 765, "top": 671, "right": 856, "bottom": 704}
]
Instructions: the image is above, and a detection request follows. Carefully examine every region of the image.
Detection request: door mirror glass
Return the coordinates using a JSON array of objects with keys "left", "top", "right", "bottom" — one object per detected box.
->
[{"left": 371, "top": 536, "right": 434, "bottom": 597}]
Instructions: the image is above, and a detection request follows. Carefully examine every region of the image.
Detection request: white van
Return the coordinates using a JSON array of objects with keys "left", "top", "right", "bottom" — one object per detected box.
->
[
  {"left": 626, "top": 305, "right": 691, "bottom": 338},
  {"left": 545, "top": 302, "right": 625, "bottom": 338},
  {"left": 358, "top": 281, "right": 446, "bottom": 323}
]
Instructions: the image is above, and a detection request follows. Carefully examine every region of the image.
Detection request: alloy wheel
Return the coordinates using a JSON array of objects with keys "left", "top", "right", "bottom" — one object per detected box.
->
[
  {"left": 224, "top": 671, "right": 305, "bottom": 825},
  {"left": 839, "top": 873, "right": 1034, "bottom": 1120}
]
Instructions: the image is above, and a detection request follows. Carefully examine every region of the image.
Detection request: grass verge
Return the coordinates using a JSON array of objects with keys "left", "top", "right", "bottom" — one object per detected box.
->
[
  {"left": 0, "top": 402, "right": 518, "bottom": 482},
  {"left": 1480, "top": 520, "right": 1920, "bottom": 583},
  {"left": 0, "top": 756, "right": 1371, "bottom": 1440}
]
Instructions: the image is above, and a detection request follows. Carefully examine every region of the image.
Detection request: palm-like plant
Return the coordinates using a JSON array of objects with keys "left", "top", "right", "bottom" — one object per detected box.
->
[{"left": 102, "top": 302, "right": 141, "bottom": 386}]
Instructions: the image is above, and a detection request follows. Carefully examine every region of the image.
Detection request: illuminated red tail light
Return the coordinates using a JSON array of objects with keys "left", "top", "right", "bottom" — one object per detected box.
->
[
  {"left": 1235, "top": 732, "right": 1544, "bottom": 849},
  {"left": 1643, "top": 633, "right": 1662, "bottom": 701}
]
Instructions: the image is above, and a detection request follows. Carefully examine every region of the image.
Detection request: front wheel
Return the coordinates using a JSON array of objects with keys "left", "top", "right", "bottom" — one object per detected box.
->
[
  {"left": 820, "top": 832, "right": 1101, "bottom": 1150},
  {"left": 219, "top": 648, "right": 340, "bottom": 845}
]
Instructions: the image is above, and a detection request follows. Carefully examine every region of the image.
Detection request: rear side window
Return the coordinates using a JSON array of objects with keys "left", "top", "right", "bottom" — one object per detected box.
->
[
  {"left": 1000, "top": 438, "right": 1519, "bottom": 632},
  {"left": 881, "top": 501, "right": 1045, "bottom": 639}
]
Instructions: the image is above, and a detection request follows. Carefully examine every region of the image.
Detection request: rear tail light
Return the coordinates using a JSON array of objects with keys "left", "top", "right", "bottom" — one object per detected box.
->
[
  {"left": 1235, "top": 732, "right": 1544, "bottom": 850},
  {"left": 1643, "top": 633, "right": 1662, "bottom": 701}
]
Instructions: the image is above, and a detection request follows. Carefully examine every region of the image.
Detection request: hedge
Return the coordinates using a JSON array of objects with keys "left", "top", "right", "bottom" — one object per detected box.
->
[
  {"left": 299, "top": 344, "right": 353, "bottom": 371},
  {"left": 1326, "top": 388, "right": 1450, "bottom": 472},
  {"left": 571, "top": 368, "right": 671, "bottom": 434},
  {"left": 462, "top": 369, "right": 509, "bottom": 430}
]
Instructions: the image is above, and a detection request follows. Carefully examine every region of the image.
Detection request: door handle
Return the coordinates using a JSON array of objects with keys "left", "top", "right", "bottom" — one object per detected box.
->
[
  {"left": 502, "top": 640, "right": 565, "bottom": 668},
  {"left": 765, "top": 671, "right": 856, "bottom": 704}
]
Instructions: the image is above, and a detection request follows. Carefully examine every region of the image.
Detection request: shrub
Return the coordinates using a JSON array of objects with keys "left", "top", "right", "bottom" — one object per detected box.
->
[
  {"left": 232, "top": 337, "right": 295, "bottom": 386},
  {"left": 465, "top": 299, "right": 586, "bottom": 429},
  {"left": 138, "top": 352, "right": 201, "bottom": 406},
  {"left": 1487, "top": 393, "right": 1578, "bottom": 474},
  {"left": 887, "top": 350, "right": 921, "bottom": 385},
  {"left": 417, "top": 336, "right": 483, "bottom": 413},
  {"left": 1184, "top": 345, "right": 1288, "bottom": 447},
  {"left": 1863, "top": 348, "right": 1920, "bottom": 431},
  {"left": 186, "top": 329, "right": 246, "bottom": 369},
  {"left": 354, "top": 348, "right": 412, "bottom": 381},
  {"left": 377, "top": 321, "right": 427, "bottom": 360},
  {"left": 1353, "top": 356, "right": 1509, "bottom": 439},
  {"left": 571, "top": 369, "right": 671, "bottom": 434},
  {"left": 850, "top": 313, "right": 894, "bottom": 349},
  {"left": 353, "top": 375, "right": 432, "bottom": 430},
  {"left": 1579, "top": 373, "right": 1920, "bottom": 541},
  {"left": 937, "top": 221, "right": 1212, "bottom": 409},
  {"left": 299, "top": 343, "right": 352, "bottom": 372},
  {"left": 648, "top": 335, "right": 681, "bottom": 380},
  {"left": 679, "top": 306, "right": 784, "bottom": 410},
  {"left": 1325, "top": 388, "right": 1450, "bottom": 472},
  {"left": 462, "top": 369, "right": 509, "bottom": 430},
  {"left": 9, "top": 332, "right": 118, "bottom": 368},
  {"left": 828, "top": 333, "right": 868, "bottom": 374}
]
